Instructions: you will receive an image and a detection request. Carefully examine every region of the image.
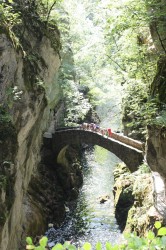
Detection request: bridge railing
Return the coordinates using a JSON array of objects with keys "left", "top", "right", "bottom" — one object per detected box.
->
[
  {"left": 111, "top": 132, "right": 145, "bottom": 151},
  {"left": 55, "top": 126, "right": 79, "bottom": 131},
  {"left": 52, "top": 127, "right": 145, "bottom": 151}
]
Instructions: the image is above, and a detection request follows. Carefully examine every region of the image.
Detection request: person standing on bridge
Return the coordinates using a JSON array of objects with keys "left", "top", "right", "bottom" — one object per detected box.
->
[
  {"left": 90, "top": 123, "right": 95, "bottom": 131},
  {"left": 100, "top": 128, "right": 104, "bottom": 136},
  {"left": 95, "top": 125, "right": 100, "bottom": 132},
  {"left": 107, "top": 128, "right": 112, "bottom": 137}
]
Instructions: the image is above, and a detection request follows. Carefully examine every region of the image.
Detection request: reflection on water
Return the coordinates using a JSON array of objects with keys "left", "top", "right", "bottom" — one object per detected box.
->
[{"left": 58, "top": 146, "right": 122, "bottom": 248}]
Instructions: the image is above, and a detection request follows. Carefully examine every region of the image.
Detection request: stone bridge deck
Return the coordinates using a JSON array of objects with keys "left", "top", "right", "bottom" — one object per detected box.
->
[
  {"left": 111, "top": 132, "right": 144, "bottom": 151},
  {"left": 43, "top": 128, "right": 145, "bottom": 172}
]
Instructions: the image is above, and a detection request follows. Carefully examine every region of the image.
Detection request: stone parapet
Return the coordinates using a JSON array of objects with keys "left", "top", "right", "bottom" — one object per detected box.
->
[{"left": 111, "top": 132, "right": 145, "bottom": 151}]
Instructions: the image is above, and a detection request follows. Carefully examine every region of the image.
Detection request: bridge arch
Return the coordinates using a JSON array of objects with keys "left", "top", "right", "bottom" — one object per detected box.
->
[{"left": 44, "top": 129, "right": 144, "bottom": 172}]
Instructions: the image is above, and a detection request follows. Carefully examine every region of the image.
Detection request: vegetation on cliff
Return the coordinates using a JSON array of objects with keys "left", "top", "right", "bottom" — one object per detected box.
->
[
  {"left": 54, "top": 0, "right": 166, "bottom": 137},
  {"left": 0, "top": 1, "right": 62, "bottom": 246},
  {"left": 17, "top": 0, "right": 165, "bottom": 134},
  {"left": 1, "top": 0, "right": 166, "bottom": 247},
  {"left": 103, "top": 0, "right": 166, "bottom": 140}
]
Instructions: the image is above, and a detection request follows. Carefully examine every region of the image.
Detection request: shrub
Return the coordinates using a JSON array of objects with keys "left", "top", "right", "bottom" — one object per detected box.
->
[{"left": 26, "top": 222, "right": 166, "bottom": 249}]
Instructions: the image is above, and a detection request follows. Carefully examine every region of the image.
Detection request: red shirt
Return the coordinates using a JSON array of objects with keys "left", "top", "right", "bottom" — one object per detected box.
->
[{"left": 108, "top": 128, "right": 112, "bottom": 137}]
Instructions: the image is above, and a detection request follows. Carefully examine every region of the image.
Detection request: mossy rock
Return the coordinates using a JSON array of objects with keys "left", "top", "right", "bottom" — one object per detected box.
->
[
  {"left": 124, "top": 172, "right": 154, "bottom": 235},
  {"left": 113, "top": 163, "right": 154, "bottom": 235},
  {"left": 113, "top": 162, "right": 130, "bottom": 181},
  {"left": 151, "top": 56, "right": 166, "bottom": 104},
  {"left": 113, "top": 164, "right": 135, "bottom": 231}
]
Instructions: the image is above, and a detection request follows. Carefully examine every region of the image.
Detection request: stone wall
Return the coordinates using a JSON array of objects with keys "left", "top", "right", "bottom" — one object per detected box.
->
[
  {"left": 0, "top": 23, "right": 62, "bottom": 249},
  {"left": 51, "top": 129, "right": 144, "bottom": 172}
]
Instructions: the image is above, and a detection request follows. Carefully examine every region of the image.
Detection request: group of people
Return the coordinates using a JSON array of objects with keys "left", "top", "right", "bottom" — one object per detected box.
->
[{"left": 79, "top": 122, "right": 112, "bottom": 137}]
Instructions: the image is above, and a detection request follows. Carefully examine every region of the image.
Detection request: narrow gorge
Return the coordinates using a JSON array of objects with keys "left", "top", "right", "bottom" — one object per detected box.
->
[{"left": 0, "top": 1, "right": 166, "bottom": 250}]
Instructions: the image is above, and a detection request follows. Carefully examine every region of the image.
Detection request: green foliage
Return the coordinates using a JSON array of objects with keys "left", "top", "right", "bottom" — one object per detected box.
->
[
  {"left": 0, "top": 106, "right": 11, "bottom": 123},
  {"left": 26, "top": 236, "right": 48, "bottom": 250},
  {"left": 0, "top": 175, "right": 7, "bottom": 189},
  {"left": 151, "top": 109, "right": 166, "bottom": 127},
  {"left": 122, "top": 81, "right": 159, "bottom": 139},
  {"left": 6, "top": 86, "right": 23, "bottom": 108},
  {"left": 155, "top": 221, "right": 162, "bottom": 230},
  {"left": 0, "top": 105, "right": 17, "bottom": 142},
  {"left": 39, "top": 236, "right": 48, "bottom": 248},
  {"left": 83, "top": 242, "right": 91, "bottom": 250},
  {"left": 103, "top": 0, "right": 165, "bottom": 138},
  {"left": 95, "top": 242, "right": 102, "bottom": 250},
  {"left": 26, "top": 237, "right": 33, "bottom": 245},
  {"left": 0, "top": 2, "right": 21, "bottom": 48},
  {"left": 155, "top": 221, "right": 166, "bottom": 236},
  {"left": 57, "top": 0, "right": 123, "bottom": 110},
  {"left": 0, "top": 2, "right": 20, "bottom": 29},
  {"left": 88, "top": 87, "right": 105, "bottom": 106},
  {"left": 57, "top": 0, "right": 163, "bottom": 136},
  {"left": 138, "top": 163, "right": 151, "bottom": 174},
  {"left": 62, "top": 80, "right": 91, "bottom": 126},
  {"left": 105, "top": 0, "right": 157, "bottom": 82},
  {"left": 26, "top": 223, "right": 166, "bottom": 249},
  {"left": 37, "top": 0, "right": 63, "bottom": 25}
]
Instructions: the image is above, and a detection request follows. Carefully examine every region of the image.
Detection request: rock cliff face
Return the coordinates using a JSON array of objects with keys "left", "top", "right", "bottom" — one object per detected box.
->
[
  {"left": 149, "top": 1, "right": 166, "bottom": 104},
  {"left": 0, "top": 21, "right": 62, "bottom": 249},
  {"left": 113, "top": 162, "right": 162, "bottom": 235},
  {"left": 148, "top": 0, "right": 166, "bottom": 55},
  {"left": 147, "top": 1, "right": 166, "bottom": 223},
  {"left": 114, "top": 125, "right": 166, "bottom": 234},
  {"left": 150, "top": 55, "right": 166, "bottom": 104},
  {"left": 146, "top": 125, "right": 166, "bottom": 221}
]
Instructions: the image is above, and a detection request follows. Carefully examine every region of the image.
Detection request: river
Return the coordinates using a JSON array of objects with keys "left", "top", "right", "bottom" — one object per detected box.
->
[
  {"left": 70, "top": 146, "right": 122, "bottom": 247},
  {"left": 49, "top": 145, "right": 123, "bottom": 248},
  {"left": 46, "top": 82, "right": 123, "bottom": 248}
]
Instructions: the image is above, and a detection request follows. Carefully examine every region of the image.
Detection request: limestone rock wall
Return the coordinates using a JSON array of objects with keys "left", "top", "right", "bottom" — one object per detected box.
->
[
  {"left": 113, "top": 124, "right": 166, "bottom": 234},
  {"left": 0, "top": 25, "right": 62, "bottom": 249},
  {"left": 113, "top": 163, "right": 157, "bottom": 235},
  {"left": 146, "top": 125, "right": 166, "bottom": 220},
  {"left": 150, "top": 55, "right": 166, "bottom": 104}
]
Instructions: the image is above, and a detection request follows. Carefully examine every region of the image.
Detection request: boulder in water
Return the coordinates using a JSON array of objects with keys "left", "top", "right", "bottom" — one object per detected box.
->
[{"left": 99, "top": 195, "right": 110, "bottom": 204}]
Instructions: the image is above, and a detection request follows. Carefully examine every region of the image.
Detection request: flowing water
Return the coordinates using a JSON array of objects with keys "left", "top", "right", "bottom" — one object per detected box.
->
[
  {"left": 49, "top": 146, "right": 123, "bottom": 248},
  {"left": 46, "top": 83, "right": 123, "bottom": 248},
  {"left": 70, "top": 146, "right": 122, "bottom": 247}
]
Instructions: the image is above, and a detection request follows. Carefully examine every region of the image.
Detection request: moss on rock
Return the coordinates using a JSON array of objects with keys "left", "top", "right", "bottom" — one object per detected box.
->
[
  {"left": 113, "top": 162, "right": 159, "bottom": 236},
  {"left": 151, "top": 55, "right": 166, "bottom": 104},
  {"left": 113, "top": 163, "right": 135, "bottom": 231},
  {"left": 124, "top": 172, "right": 154, "bottom": 235}
]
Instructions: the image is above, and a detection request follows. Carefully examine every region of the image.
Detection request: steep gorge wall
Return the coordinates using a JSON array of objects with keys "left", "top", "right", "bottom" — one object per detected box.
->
[
  {"left": 146, "top": 125, "right": 166, "bottom": 221},
  {"left": 147, "top": 1, "right": 166, "bottom": 222},
  {"left": 0, "top": 20, "right": 62, "bottom": 249},
  {"left": 148, "top": 0, "right": 166, "bottom": 103}
]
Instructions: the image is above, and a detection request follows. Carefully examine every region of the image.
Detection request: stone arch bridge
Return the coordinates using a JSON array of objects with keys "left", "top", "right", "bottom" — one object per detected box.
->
[{"left": 43, "top": 128, "right": 145, "bottom": 172}]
